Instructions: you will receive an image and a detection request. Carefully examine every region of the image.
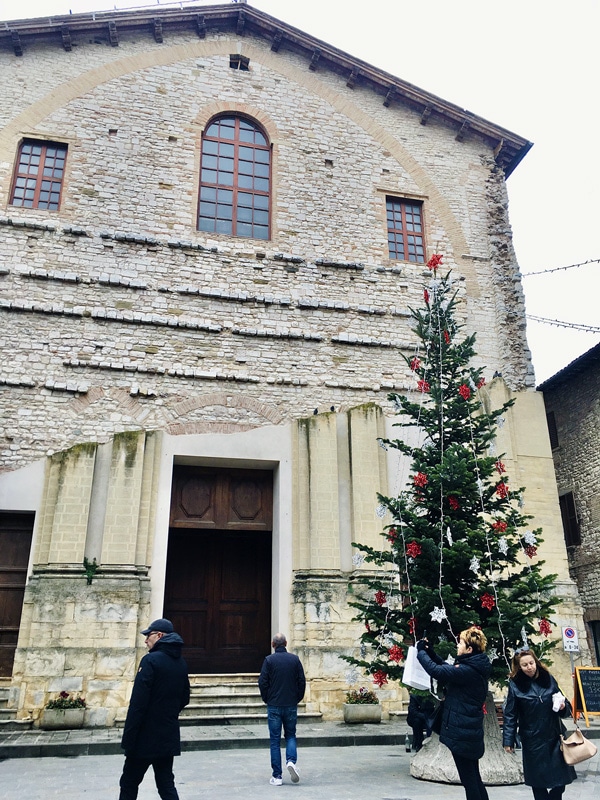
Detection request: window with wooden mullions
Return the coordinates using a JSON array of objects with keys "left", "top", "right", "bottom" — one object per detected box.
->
[
  {"left": 386, "top": 197, "right": 425, "bottom": 262},
  {"left": 198, "top": 115, "right": 270, "bottom": 240},
  {"left": 10, "top": 140, "right": 67, "bottom": 210}
]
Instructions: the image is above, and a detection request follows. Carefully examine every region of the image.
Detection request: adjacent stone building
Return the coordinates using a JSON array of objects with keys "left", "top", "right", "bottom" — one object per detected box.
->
[
  {"left": 0, "top": 3, "right": 586, "bottom": 725},
  {"left": 539, "top": 343, "right": 600, "bottom": 665}
]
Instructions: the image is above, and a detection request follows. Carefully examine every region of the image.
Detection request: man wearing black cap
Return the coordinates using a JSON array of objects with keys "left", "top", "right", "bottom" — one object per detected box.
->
[{"left": 118, "top": 618, "right": 190, "bottom": 800}]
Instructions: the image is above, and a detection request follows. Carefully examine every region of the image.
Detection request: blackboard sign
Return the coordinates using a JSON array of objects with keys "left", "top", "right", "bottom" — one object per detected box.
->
[{"left": 573, "top": 667, "right": 600, "bottom": 726}]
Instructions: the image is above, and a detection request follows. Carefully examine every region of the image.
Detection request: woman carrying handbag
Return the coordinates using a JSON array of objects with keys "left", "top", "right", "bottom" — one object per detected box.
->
[{"left": 502, "top": 648, "right": 576, "bottom": 800}]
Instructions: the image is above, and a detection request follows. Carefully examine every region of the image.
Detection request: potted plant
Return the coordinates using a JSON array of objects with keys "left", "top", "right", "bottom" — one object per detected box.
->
[
  {"left": 40, "top": 691, "right": 86, "bottom": 730},
  {"left": 343, "top": 686, "right": 382, "bottom": 724}
]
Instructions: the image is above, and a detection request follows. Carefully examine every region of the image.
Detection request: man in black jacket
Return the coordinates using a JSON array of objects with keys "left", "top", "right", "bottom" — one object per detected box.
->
[
  {"left": 258, "top": 633, "right": 306, "bottom": 786},
  {"left": 119, "top": 618, "right": 190, "bottom": 800}
]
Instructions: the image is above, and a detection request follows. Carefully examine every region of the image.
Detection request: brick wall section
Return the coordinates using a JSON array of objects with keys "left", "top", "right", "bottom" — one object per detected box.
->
[{"left": 542, "top": 350, "right": 600, "bottom": 650}]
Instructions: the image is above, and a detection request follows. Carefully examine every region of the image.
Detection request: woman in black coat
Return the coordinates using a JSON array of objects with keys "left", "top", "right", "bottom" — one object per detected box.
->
[
  {"left": 417, "top": 626, "right": 491, "bottom": 800},
  {"left": 502, "top": 648, "right": 576, "bottom": 800}
]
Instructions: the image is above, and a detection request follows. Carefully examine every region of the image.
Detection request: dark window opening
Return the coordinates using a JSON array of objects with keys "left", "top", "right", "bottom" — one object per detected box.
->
[
  {"left": 559, "top": 491, "right": 581, "bottom": 547},
  {"left": 547, "top": 411, "right": 559, "bottom": 449},
  {"left": 589, "top": 621, "right": 600, "bottom": 667},
  {"left": 10, "top": 139, "right": 67, "bottom": 211},
  {"left": 229, "top": 54, "right": 250, "bottom": 71},
  {"left": 386, "top": 197, "right": 425, "bottom": 262}
]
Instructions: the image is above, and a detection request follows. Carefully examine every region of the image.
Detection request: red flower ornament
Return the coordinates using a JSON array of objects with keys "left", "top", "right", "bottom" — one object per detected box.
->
[
  {"left": 524, "top": 544, "right": 537, "bottom": 559},
  {"left": 410, "top": 357, "right": 421, "bottom": 371},
  {"left": 373, "top": 670, "right": 388, "bottom": 687},
  {"left": 375, "top": 590, "right": 387, "bottom": 606},
  {"left": 477, "top": 377, "right": 486, "bottom": 389},
  {"left": 480, "top": 592, "right": 496, "bottom": 611},
  {"left": 494, "top": 460, "right": 506, "bottom": 474},
  {"left": 386, "top": 527, "right": 399, "bottom": 543},
  {"left": 388, "top": 645, "right": 405, "bottom": 663},
  {"left": 492, "top": 520, "right": 507, "bottom": 533},
  {"left": 417, "top": 380, "right": 430, "bottom": 393},
  {"left": 444, "top": 330, "right": 451, "bottom": 344},
  {"left": 427, "top": 254, "right": 444, "bottom": 270},
  {"left": 539, "top": 618, "right": 552, "bottom": 637},
  {"left": 495, "top": 482, "right": 509, "bottom": 499},
  {"left": 448, "top": 496, "right": 460, "bottom": 510},
  {"left": 459, "top": 384, "right": 471, "bottom": 400},
  {"left": 406, "top": 541, "right": 422, "bottom": 558},
  {"left": 413, "top": 472, "right": 428, "bottom": 488}
]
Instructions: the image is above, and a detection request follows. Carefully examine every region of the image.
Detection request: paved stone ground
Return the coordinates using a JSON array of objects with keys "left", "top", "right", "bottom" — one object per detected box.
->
[{"left": 0, "top": 738, "right": 597, "bottom": 800}]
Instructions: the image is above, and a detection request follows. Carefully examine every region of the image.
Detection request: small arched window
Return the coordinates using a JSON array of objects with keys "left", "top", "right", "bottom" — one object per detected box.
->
[{"left": 198, "top": 115, "right": 271, "bottom": 240}]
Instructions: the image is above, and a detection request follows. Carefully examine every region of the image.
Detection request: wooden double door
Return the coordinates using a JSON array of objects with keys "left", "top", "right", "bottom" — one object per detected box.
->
[
  {"left": 0, "top": 513, "right": 34, "bottom": 677},
  {"left": 164, "top": 466, "right": 273, "bottom": 673}
]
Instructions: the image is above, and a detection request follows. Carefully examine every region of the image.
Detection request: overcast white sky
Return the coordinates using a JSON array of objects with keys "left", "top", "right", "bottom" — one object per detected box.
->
[{"left": 1, "top": 0, "right": 598, "bottom": 383}]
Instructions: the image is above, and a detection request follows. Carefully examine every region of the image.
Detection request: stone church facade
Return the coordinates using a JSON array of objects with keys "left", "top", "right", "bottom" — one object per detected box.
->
[{"left": 0, "top": 4, "right": 586, "bottom": 725}]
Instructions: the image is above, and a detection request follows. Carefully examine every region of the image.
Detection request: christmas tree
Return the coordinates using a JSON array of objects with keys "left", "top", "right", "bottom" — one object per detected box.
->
[{"left": 344, "top": 255, "right": 558, "bottom": 688}]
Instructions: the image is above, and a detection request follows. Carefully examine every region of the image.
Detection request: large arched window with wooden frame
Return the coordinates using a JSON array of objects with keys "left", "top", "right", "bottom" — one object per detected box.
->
[{"left": 198, "top": 115, "right": 271, "bottom": 240}]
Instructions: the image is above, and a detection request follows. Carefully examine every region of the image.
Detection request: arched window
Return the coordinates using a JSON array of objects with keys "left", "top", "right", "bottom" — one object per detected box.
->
[{"left": 198, "top": 115, "right": 271, "bottom": 240}]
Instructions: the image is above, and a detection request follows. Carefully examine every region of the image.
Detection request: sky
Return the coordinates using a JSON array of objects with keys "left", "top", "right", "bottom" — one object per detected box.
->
[{"left": 1, "top": 0, "right": 598, "bottom": 383}]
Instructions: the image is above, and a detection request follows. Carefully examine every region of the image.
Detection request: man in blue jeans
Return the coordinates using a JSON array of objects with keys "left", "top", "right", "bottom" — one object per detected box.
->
[{"left": 258, "top": 633, "right": 306, "bottom": 786}]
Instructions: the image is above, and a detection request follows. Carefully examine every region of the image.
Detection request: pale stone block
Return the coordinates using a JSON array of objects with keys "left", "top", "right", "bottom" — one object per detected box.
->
[
  {"left": 47, "top": 677, "right": 83, "bottom": 693},
  {"left": 24, "top": 650, "right": 66, "bottom": 677}
]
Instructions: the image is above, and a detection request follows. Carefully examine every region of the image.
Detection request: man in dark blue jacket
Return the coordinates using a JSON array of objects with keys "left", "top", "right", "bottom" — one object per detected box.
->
[
  {"left": 119, "top": 618, "right": 190, "bottom": 800},
  {"left": 258, "top": 633, "right": 306, "bottom": 786}
]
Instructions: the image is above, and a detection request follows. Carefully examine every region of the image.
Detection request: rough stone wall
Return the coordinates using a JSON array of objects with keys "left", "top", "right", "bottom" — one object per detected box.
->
[
  {"left": 13, "top": 573, "right": 150, "bottom": 727},
  {"left": 542, "top": 354, "right": 600, "bottom": 659},
  {"left": 0, "top": 29, "right": 532, "bottom": 472},
  {"left": 11, "top": 430, "right": 158, "bottom": 722}
]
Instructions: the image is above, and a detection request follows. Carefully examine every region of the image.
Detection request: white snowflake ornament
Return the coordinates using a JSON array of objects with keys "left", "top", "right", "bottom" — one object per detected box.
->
[
  {"left": 430, "top": 606, "right": 447, "bottom": 623},
  {"left": 470, "top": 557, "right": 480, "bottom": 573},
  {"left": 520, "top": 627, "right": 529, "bottom": 647},
  {"left": 352, "top": 552, "right": 365, "bottom": 567},
  {"left": 446, "top": 527, "right": 453, "bottom": 546},
  {"left": 524, "top": 530, "right": 537, "bottom": 546},
  {"left": 498, "top": 537, "right": 508, "bottom": 555},
  {"left": 345, "top": 668, "right": 360, "bottom": 685},
  {"left": 375, "top": 503, "right": 387, "bottom": 519}
]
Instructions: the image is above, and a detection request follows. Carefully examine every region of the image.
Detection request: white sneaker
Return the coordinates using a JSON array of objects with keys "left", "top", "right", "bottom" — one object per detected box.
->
[
  {"left": 269, "top": 777, "right": 283, "bottom": 786},
  {"left": 287, "top": 762, "right": 300, "bottom": 783}
]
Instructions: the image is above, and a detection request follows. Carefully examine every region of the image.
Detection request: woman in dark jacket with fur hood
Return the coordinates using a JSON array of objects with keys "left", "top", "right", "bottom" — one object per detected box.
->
[
  {"left": 417, "top": 626, "right": 491, "bottom": 800},
  {"left": 503, "top": 648, "right": 576, "bottom": 800}
]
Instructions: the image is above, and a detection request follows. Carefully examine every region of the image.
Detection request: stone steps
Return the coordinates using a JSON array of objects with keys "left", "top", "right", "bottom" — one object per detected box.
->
[{"left": 181, "top": 673, "right": 322, "bottom": 726}]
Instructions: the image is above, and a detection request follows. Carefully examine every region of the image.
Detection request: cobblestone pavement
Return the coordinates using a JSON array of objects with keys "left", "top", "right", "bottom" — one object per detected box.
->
[{"left": 0, "top": 742, "right": 597, "bottom": 800}]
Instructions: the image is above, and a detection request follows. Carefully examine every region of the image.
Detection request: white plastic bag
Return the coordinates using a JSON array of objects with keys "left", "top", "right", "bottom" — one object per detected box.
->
[{"left": 403, "top": 645, "right": 431, "bottom": 691}]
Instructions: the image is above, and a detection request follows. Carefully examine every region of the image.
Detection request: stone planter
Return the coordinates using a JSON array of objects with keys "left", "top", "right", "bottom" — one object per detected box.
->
[
  {"left": 40, "top": 707, "right": 86, "bottom": 730},
  {"left": 343, "top": 703, "right": 382, "bottom": 724}
]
